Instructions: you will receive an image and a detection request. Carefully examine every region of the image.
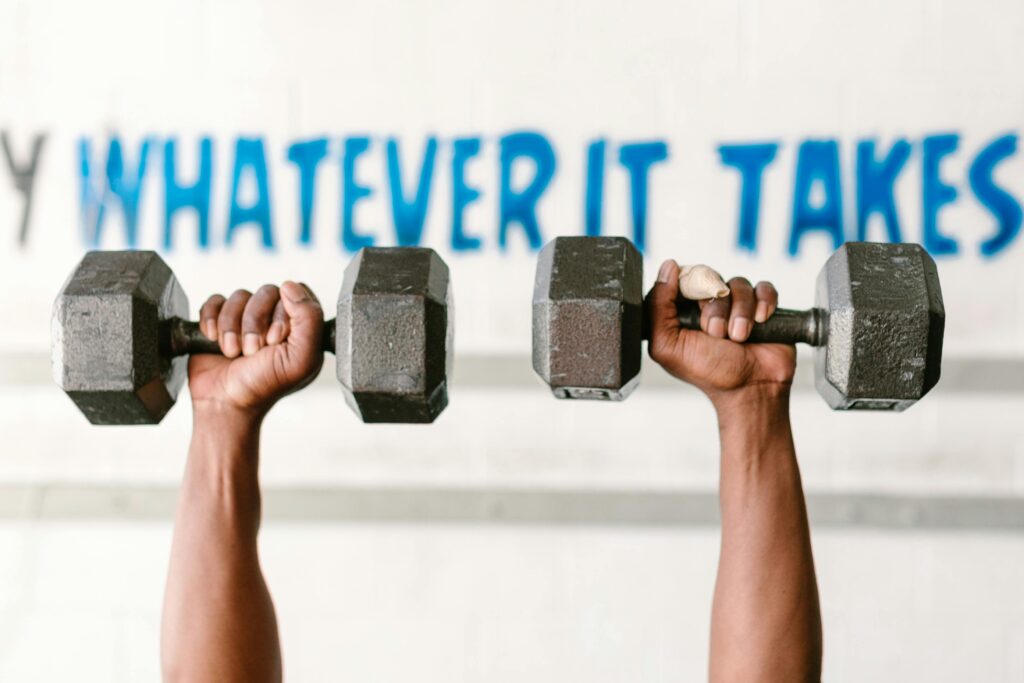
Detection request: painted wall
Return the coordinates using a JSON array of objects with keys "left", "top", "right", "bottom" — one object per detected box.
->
[
  {"left": 1, "top": 1, "right": 1023, "bottom": 681},
  {"left": 1, "top": 0, "right": 1022, "bottom": 358}
]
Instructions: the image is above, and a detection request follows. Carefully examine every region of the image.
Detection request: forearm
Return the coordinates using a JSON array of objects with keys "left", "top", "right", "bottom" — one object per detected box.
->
[
  {"left": 708, "top": 385, "right": 822, "bottom": 683},
  {"left": 161, "top": 404, "right": 282, "bottom": 683}
]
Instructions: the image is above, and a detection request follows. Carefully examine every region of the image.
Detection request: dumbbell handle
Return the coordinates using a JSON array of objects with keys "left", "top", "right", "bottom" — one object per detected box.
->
[
  {"left": 159, "top": 317, "right": 338, "bottom": 357},
  {"left": 670, "top": 306, "right": 827, "bottom": 347}
]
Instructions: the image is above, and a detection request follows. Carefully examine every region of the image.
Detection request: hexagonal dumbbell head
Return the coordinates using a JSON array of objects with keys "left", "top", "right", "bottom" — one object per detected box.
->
[
  {"left": 335, "top": 248, "right": 453, "bottom": 423},
  {"left": 814, "top": 242, "right": 944, "bottom": 411},
  {"left": 533, "top": 236, "right": 643, "bottom": 400},
  {"left": 52, "top": 251, "right": 189, "bottom": 424}
]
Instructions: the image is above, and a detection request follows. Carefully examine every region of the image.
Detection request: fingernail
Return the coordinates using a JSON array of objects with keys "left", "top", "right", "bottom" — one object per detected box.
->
[
  {"left": 300, "top": 283, "right": 322, "bottom": 307},
  {"left": 266, "top": 322, "right": 283, "bottom": 345},
  {"left": 729, "top": 316, "right": 749, "bottom": 341},
  {"left": 203, "top": 319, "right": 216, "bottom": 340},
  {"left": 281, "top": 281, "right": 309, "bottom": 304},
  {"left": 708, "top": 316, "right": 727, "bottom": 338},
  {"left": 755, "top": 301, "right": 769, "bottom": 324},
  {"left": 242, "top": 333, "right": 261, "bottom": 356},
  {"left": 657, "top": 260, "right": 676, "bottom": 284},
  {"left": 222, "top": 332, "right": 240, "bottom": 357}
]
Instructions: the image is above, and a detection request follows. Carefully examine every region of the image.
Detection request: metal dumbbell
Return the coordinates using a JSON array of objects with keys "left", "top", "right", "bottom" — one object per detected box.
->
[
  {"left": 532, "top": 236, "right": 945, "bottom": 411},
  {"left": 52, "top": 248, "right": 453, "bottom": 425}
]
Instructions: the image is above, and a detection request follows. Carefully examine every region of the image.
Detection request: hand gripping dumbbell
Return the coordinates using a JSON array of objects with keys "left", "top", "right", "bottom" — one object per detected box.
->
[
  {"left": 532, "top": 236, "right": 945, "bottom": 411},
  {"left": 52, "top": 248, "right": 453, "bottom": 424}
]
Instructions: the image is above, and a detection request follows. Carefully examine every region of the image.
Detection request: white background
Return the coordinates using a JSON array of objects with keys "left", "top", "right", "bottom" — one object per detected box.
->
[
  {"left": 1, "top": 0, "right": 1023, "bottom": 681},
  {"left": 0, "top": 0, "right": 1022, "bottom": 356}
]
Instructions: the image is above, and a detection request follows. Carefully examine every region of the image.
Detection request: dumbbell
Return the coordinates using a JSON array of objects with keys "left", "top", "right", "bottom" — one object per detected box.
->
[
  {"left": 532, "top": 236, "right": 945, "bottom": 411},
  {"left": 52, "top": 248, "right": 453, "bottom": 424}
]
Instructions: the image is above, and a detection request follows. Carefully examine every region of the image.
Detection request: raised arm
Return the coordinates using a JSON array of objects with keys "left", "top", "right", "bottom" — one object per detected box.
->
[
  {"left": 161, "top": 281, "right": 325, "bottom": 683},
  {"left": 645, "top": 260, "right": 822, "bottom": 683}
]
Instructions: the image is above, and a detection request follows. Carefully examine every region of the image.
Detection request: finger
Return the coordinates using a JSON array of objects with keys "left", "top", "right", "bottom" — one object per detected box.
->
[
  {"left": 754, "top": 281, "right": 779, "bottom": 323},
  {"left": 726, "top": 277, "right": 756, "bottom": 342},
  {"left": 700, "top": 292, "right": 731, "bottom": 339},
  {"left": 279, "top": 281, "right": 324, "bottom": 361},
  {"left": 648, "top": 259, "right": 681, "bottom": 339},
  {"left": 266, "top": 299, "right": 289, "bottom": 345},
  {"left": 199, "top": 294, "right": 227, "bottom": 340},
  {"left": 299, "top": 282, "right": 320, "bottom": 306},
  {"left": 241, "top": 285, "right": 280, "bottom": 356},
  {"left": 645, "top": 259, "right": 684, "bottom": 362},
  {"left": 217, "top": 289, "right": 252, "bottom": 358}
]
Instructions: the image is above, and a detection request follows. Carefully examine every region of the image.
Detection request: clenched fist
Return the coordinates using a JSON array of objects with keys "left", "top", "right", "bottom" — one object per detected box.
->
[
  {"left": 188, "top": 281, "right": 325, "bottom": 418},
  {"left": 645, "top": 259, "right": 796, "bottom": 407}
]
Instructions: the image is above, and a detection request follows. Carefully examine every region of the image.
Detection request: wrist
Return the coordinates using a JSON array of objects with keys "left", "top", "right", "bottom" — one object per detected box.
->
[
  {"left": 710, "top": 382, "right": 791, "bottom": 435},
  {"left": 185, "top": 400, "right": 263, "bottom": 519},
  {"left": 192, "top": 398, "right": 266, "bottom": 433},
  {"left": 188, "top": 400, "right": 264, "bottom": 479}
]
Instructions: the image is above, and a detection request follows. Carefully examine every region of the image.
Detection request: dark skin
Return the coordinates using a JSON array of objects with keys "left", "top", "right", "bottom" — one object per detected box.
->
[
  {"left": 160, "top": 264, "right": 822, "bottom": 683},
  {"left": 161, "top": 281, "right": 323, "bottom": 683},
  {"left": 647, "top": 259, "right": 822, "bottom": 683}
]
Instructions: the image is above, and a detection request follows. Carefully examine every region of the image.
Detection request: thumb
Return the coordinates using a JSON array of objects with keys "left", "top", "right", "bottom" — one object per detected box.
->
[
  {"left": 280, "top": 281, "right": 324, "bottom": 355},
  {"left": 646, "top": 259, "right": 682, "bottom": 346}
]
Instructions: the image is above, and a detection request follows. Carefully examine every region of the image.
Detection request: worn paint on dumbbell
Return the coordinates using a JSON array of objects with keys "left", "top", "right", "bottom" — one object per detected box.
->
[
  {"left": 532, "top": 237, "right": 944, "bottom": 411},
  {"left": 336, "top": 248, "right": 453, "bottom": 423},
  {"left": 52, "top": 248, "right": 454, "bottom": 425},
  {"left": 813, "top": 242, "right": 944, "bottom": 410},
  {"left": 533, "top": 237, "right": 643, "bottom": 400},
  {"left": 51, "top": 251, "right": 189, "bottom": 424}
]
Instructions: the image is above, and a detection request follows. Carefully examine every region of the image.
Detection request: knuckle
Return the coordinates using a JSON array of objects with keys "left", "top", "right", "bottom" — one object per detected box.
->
[
  {"left": 705, "top": 300, "right": 728, "bottom": 317},
  {"left": 647, "top": 338, "right": 670, "bottom": 363},
  {"left": 734, "top": 293, "right": 756, "bottom": 310},
  {"left": 728, "top": 276, "right": 752, "bottom": 289},
  {"left": 200, "top": 297, "right": 222, "bottom": 314}
]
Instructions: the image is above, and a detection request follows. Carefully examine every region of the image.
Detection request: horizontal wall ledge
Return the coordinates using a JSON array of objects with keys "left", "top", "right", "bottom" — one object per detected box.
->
[
  {"left": 5, "top": 352, "right": 1024, "bottom": 393},
  {"left": 1, "top": 485, "right": 1023, "bottom": 530}
]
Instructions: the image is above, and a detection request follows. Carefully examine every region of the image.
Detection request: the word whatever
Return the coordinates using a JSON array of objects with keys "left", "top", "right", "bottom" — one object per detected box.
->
[{"left": 76, "top": 133, "right": 669, "bottom": 253}]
